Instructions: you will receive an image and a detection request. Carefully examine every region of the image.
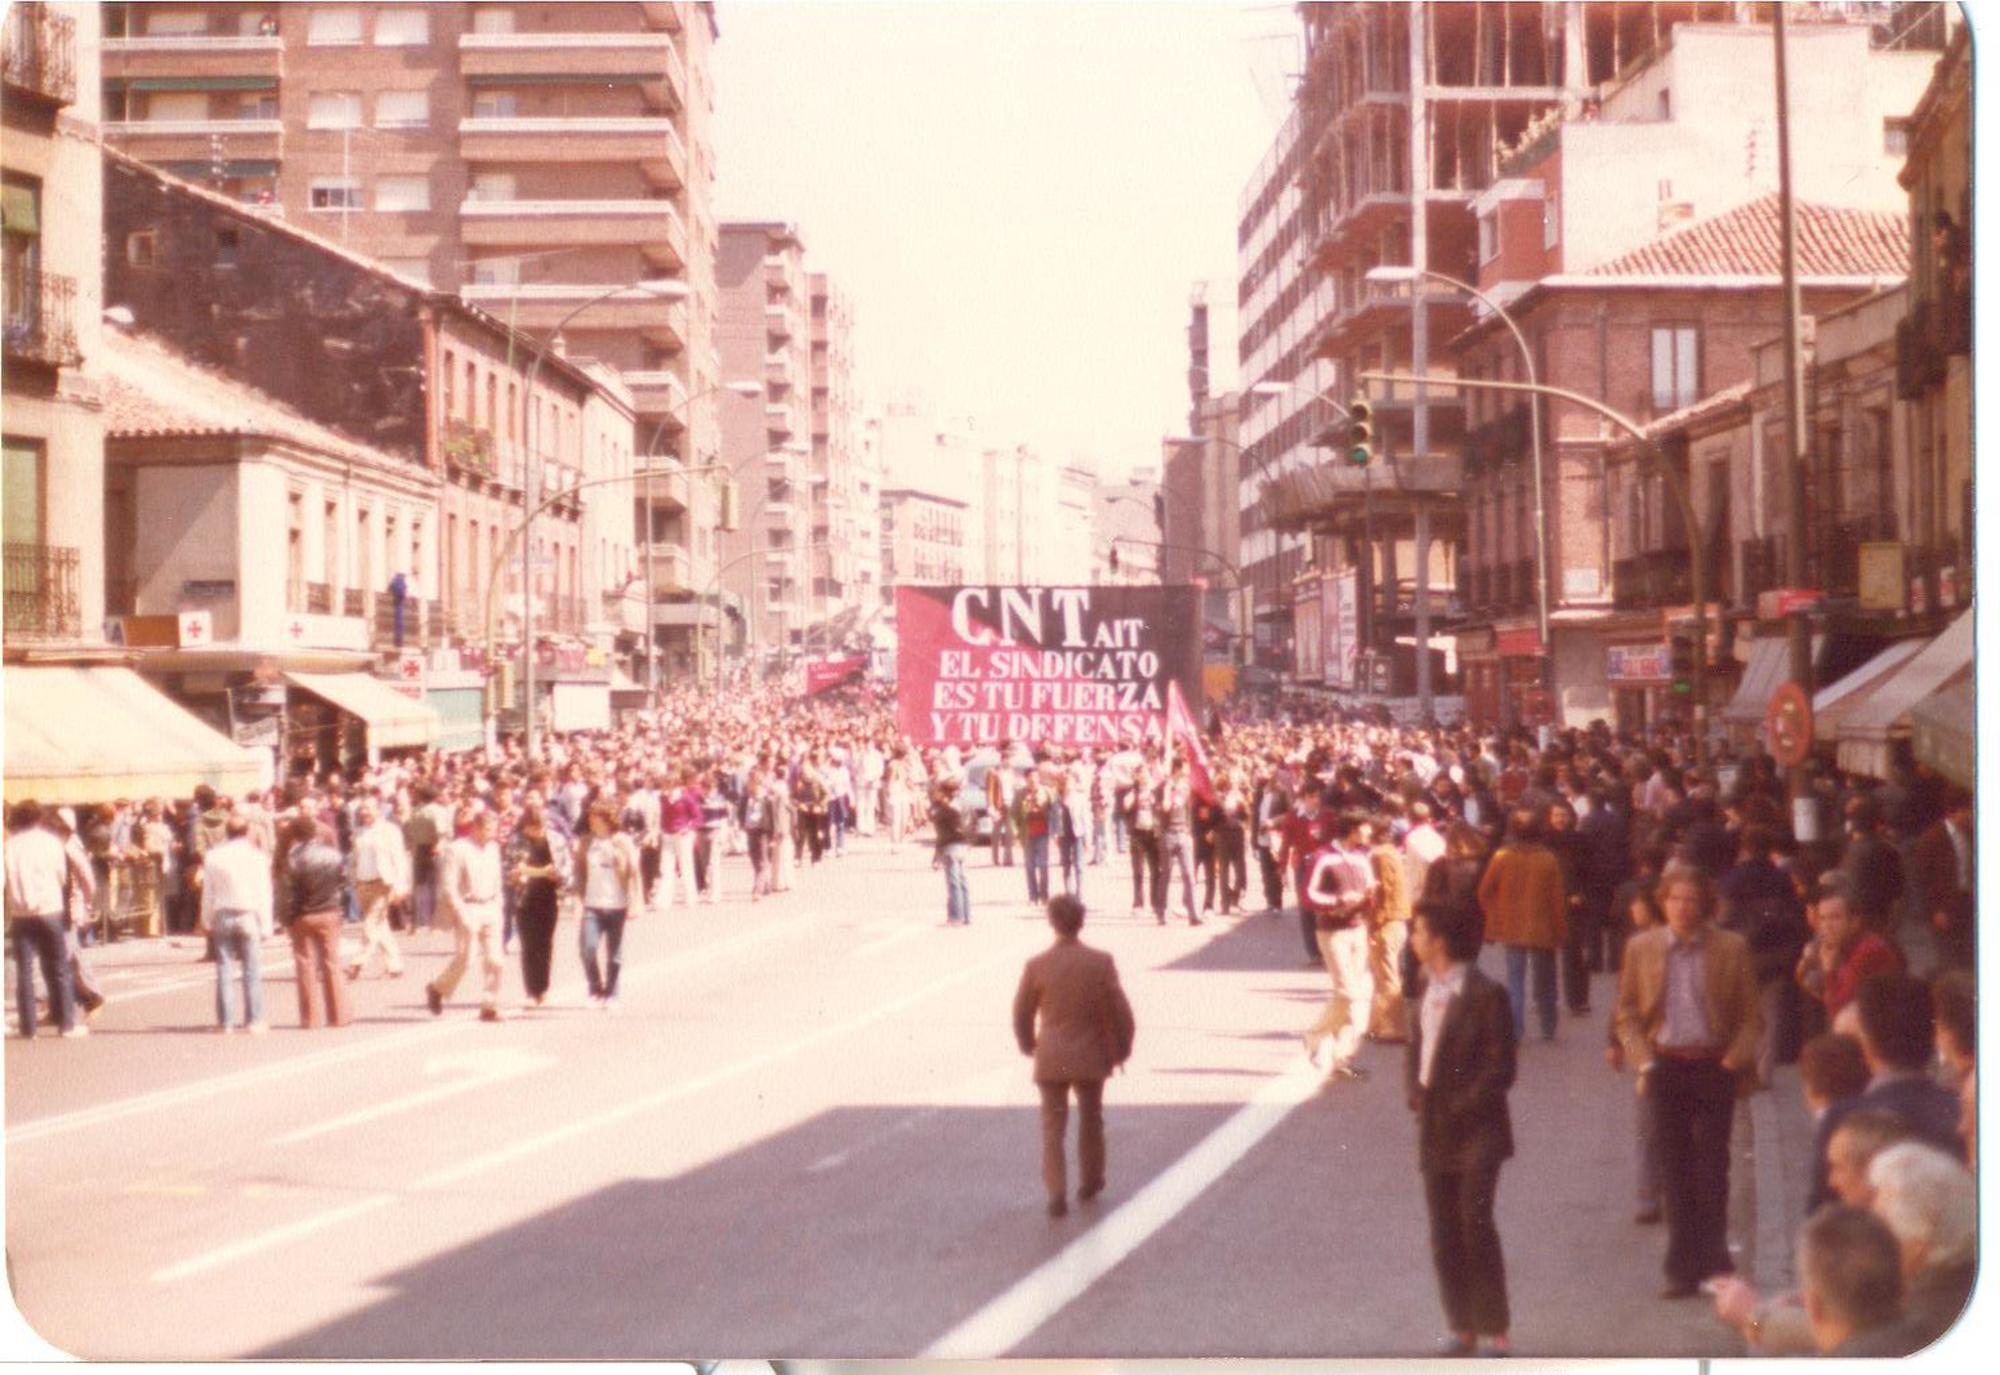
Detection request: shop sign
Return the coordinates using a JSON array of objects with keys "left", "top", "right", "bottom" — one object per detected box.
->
[
  {"left": 1457, "top": 627, "right": 1496, "bottom": 657},
  {"left": 1495, "top": 627, "right": 1543, "bottom": 658},
  {"left": 1606, "top": 642, "right": 1671, "bottom": 683},
  {"left": 177, "top": 610, "right": 213, "bottom": 647},
  {"left": 1766, "top": 680, "right": 1813, "bottom": 768},
  {"left": 1756, "top": 587, "right": 1823, "bottom": 620},
  {"left": 1857, "top": 543, "right": 1905, "bottom": 612}
]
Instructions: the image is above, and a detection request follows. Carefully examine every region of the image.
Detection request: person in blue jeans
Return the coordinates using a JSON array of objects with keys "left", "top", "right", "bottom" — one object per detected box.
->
[
  {"left": 199, "top": 814, "right": 274, "bottom": 1032},
  {"left": 576, "top": 804, "right": 640, "bottom": 1009},
  {"left": 1019, "top": 774, "right": 1054, "bottom": 905},
  {"left": 931, "top": 780, "right": 972, "bottom": 926},
  {"left": 5, "top": 800, "right": 86, "bottom": 1038}
]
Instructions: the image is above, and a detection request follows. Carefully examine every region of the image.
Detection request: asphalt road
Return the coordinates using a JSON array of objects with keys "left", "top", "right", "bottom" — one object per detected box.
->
[{"left": 5, "top": 832, "right": 1755, "bottom": 1360}]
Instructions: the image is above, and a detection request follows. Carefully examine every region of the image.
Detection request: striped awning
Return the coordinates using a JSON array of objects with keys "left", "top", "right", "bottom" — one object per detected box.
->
[{"left": 286, "top": 671, "right": 438, "bottom": 751}]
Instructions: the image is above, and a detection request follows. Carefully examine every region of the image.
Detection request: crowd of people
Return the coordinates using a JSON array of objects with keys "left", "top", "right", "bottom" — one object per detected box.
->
[{"left": 3, "top": 680, "right": 1978, "bottom": 1356}]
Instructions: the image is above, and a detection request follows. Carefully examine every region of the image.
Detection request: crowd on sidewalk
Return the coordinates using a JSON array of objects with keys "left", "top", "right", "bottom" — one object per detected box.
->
[{"left": 4, "top": 681, "right": 1977, "bottom": 1356}]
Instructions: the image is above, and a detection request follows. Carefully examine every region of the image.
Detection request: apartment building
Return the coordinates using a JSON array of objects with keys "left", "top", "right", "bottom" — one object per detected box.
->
[
  {"left": 874, "top": 403, "right": 987, "bottom": 584},
  {"left": 5, "top": 1, "right": 102, "bottom": 652},
  {"left": 808, "top": 271, "right": 862, "bottom": 631},
  {"left": 714, "top": 220, "right": 813, "bottom": 660},
  {"left": 850, "top": 409, "right": 885, "bottom": 610},
  {"left": 1446, "top": 15, "right": 1946, "bottom": 730},
  {"left": 104, "top": 154, "right": 638, "bottom": 691},
  {"left": 1048, "top": 462, "right": 1098, "bottom": 586},
  {"left": 1092, "top": 473, "right": 1162, "bottom": 586},
  {"left": 880, "top": 488, "right": 968, "bottom": 590},
  {"left": 97, "top": 3, "right": 724, "bottom": 613},
  {"left": 1163, "top": 390, "right": 1242, "bottom": 651}
]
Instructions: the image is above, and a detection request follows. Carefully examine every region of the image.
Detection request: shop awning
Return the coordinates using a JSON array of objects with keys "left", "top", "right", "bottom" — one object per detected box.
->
[
  {"left": 1722, "top": 634, "right": 1822, "bottom": 725},
  {"left": 1836, "top": 611, "right": 1974, "bottom": 780},
  {"left": 4, "top": 665, "right": 270, "bottom": 805},
  {"left": 1909, "top": 677, "right": 1974, "bottom": 791},
  {"left": 286, "top": 670, "right": 438, "bottom": 750},
  {"left": 1811, "top": 638, "right": 1927, "bottom": 740}
]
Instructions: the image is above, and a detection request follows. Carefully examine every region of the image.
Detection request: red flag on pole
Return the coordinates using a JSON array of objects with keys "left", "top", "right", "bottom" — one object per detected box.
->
[{"left": 1166, "top": 679, "right": 1215, "bottom": 803}]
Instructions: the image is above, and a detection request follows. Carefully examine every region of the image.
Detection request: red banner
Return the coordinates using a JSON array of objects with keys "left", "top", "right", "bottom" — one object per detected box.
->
[
  {"left": 804, "top": 654, "right": 869, "bottom": 698},
  {"left": 896, "top": 584, "right": 1203, "bottom": 748}
]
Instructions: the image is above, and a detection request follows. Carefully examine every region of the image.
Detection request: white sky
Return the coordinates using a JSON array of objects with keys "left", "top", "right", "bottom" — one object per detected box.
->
[{"left": 711, "top": 1, "right": 1300, "bottom": 479}]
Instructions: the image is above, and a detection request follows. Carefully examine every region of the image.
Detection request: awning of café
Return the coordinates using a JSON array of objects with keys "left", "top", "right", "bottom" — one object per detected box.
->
[
  {"left": 1908, "top": 676, "right": 1974, "bottom": 792},
  {"left": 1810, "top": 637, "right": 1927, "bottom": 740},
  {"left": 4, "top": 664, "right": 269, "bottom": 805},
  {"left": 285, "top": 670, "right": 438, "bottom": 751},
  {"left": 1835, "top": 610, "right": 1973, "bottom": 780}
]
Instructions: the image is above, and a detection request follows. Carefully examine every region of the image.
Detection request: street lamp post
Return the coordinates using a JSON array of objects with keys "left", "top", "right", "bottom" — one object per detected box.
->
[
  {"left": 1366, "top": 263, "right": 1550, "bottom": 728},
  {"left": 514, "top": 277, "right": 690, "bottom": 761},
  {"left": 1362, "top": 368, "right": 1715, "bottom": 767}
]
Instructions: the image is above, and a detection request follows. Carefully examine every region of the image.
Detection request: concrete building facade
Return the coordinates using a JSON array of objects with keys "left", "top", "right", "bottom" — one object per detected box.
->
[
  {"left": 4, "top": 1, "right": 104, "bottom": 653},
  {"left": 808, "top": 271, "right": 861, "bottom": 635}
]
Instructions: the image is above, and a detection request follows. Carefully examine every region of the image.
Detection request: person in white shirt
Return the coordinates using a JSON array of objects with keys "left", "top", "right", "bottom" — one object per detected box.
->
[
  {"left": 5, "top": 801, "right": 91, "bottom": 1038},
  {"left": 199, "top": 816, "right": 274, "bottom": 1033},
  {"left": 576, "top": 802, "right": 641, "bottom": 1009},
  {"left": 346, "top": 797, "right": 409, "bottom": 981},
  {"left": 856, "top": 742, "right": 885, "bottom": 837},
  {"left": 427, "top": 808, "right": 506, "bottom": 1022},
  {"left": 1404, "top": 801, "right": 1447, "bottom": 899}
]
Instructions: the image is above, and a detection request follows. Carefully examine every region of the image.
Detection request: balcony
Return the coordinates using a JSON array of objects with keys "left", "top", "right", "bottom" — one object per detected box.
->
[
  {"left": 635, "top": 456, "right": 692, "bottom": 511},
  {"left": 1314, "top": 276, "right": 1469, "bottom": 356},
  {"left": 3, "top": 542, "right": 81, "bottom": 641},
  {"left": 640, "top": 3, "right": 686, "bottom": 31},
  {"left": 458, "top": 283, "right": 687, "bottom": 349},
  {"left": 1612, "top": 549, "right": 1693, "bottom": 611},
  {"left": 764, "top": 255, "right": 792, "bottom": 294},
  {"left": 459, "top": 198, "right": 686, "bottom": 269},
  {"left": 2, "top": 4, "right": 76, "bottom": 107},
  {"left": 641, "top": 542, "right": 694, "bottom": 595},
  {"left": 765, "top": 353, "right": 792, "bottom": 389},
  {"left": 457, "top": 116, "right": 685, "bottom": 188},
  {"left": 623, "top": 368, "right": 688, "bottom": 420},
  {"left": 459, "top": 31, "right": 685, "bottom": 108},
  {"left": 304, "top": 582, "right": 334, "bottom": 615},
  {"left": 103, "top": 117, "right": 284, "bottom": 165},
  {"left": 1817, "top": 514, "right": 1898, "bottom": 598},
  {"left": 765, "top": 303, "right": 793, "bottom": 340},
  {"left": 765, "top": 403, "right": 795, "bottom": 436},
  {"left": 1462, "top": 406, "right": 1530, "bottom": 477},
  {"left": 102, "top": 32, "right": 282, "bottom": 82},
  {"left": 3, "top": 269, "right": 81, "bottom": 368},
  {"left": 440, "top": 419, "right": 499, "bottom": 480}
]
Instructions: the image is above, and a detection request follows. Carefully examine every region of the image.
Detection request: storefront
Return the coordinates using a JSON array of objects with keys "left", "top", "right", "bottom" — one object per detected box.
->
[
  {"left": 285, "top": 670, "right": 440, "bottom": 773},
  {"left": 1495, "top": 625, "right": 1543, "bottom": 727},
  {"left": 424, "top": 669, "right": 487, "bottom": 755},
  {"left": 1458, "top": 627, "right": 1499, "bottom": 728},
  {"left": 1605, "top": 639, "right": 1673, "bottom": 737},
  {"left": 1837, "top": 610, "right": 1973, "bottom": 780}
]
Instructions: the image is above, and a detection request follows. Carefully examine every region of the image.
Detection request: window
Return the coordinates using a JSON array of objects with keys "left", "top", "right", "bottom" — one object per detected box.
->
[
  {"left": 144, "top": 91, "right": 208, "bottom": 121},
  {"left": 373, "top": 7, "right": 430, "bottom": 45},
  {"left": 2, "top": 439, "right": 43, "bottom": 546},
  {"left": 470, "top": 90, "right": 519, "bottom": 119},
  {"left": 1657, "top": 88, "right": 1672, "bottom": 120},
  {"left": 237, "top": 90, "right": 278, "bottom": 120},
  {"left": 307, "top": 91, "right": 362, "bottom": 129},
  {"left": 374, "top": 89, "right": 430, "bottom": 130},
  {"left": 143, "top": 10, "right": 210, "bottom": 37},
  {"left": 1477, "top": 212, "right": 1497, "bottom": 263},
  {"left": 471, "top": 8, "right": 517, "bottom": 35},
  {"left": 213, "top": 226, "right": 241, "bottom": 267},
  {"left": 1542, "top": 188, "right": 1559, "bottom": 250},
  {"left": 307, "top": 8, "right": 363, "bottom": 45},
  {"left": 125, "top": 230, "right": 157, "bottom": 267},
  {"left": 3, "top": 176, "right": 42, "bottom": 299},
  {"left": 468, "top": 172, "right": 516, "bottom": 202},
  {"left": 238, "top": 12, "right": 279, "bottom": 37},
  {"left": 375, "top": 175, "right": 430, "bottom": 212},
  {"left": 381, "top": 256, "right": 432, "bottom": 286},
  {"left": 308, "top": 179, "right": 362, "bottom": 211},
  {"left": 469, "top": 257, "right": 520, "bottom": 285},
  {"left": 442, "top": 350, "right": 456, "bottom": 415},
  {"left": 324, "top": 500, "right": 340, "bottom": 589},
  {"left": 1650, "top": 325, "right": 1699, "bottom": 412}
]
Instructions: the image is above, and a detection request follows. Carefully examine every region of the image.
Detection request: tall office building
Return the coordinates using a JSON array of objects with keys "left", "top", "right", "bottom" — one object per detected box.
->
[{"left": 808, "top": 271, "right": 862, "bottom": 633}]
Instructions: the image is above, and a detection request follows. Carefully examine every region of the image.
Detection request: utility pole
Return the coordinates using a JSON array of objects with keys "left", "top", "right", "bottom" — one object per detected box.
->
[
  {"left": 1774, "top": 6, "right": 1817, "bottom": 837},
  {"left": 1408, "top": 0, "right": 1435, "bottom": 723}
]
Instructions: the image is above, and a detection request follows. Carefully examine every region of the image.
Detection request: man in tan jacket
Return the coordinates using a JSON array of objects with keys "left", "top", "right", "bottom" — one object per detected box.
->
[
  {"left": 1013, "top": 894, "right": 1136, "bottom": 1218},
  {"left": 1612, "top": 864, "right": 1761, "bottom": 1298}
]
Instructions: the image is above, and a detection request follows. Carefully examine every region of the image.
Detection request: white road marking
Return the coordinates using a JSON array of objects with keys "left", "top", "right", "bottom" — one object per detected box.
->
[
  {"left": 266, "top": 1050, "right": 556, "bottom": 1147},
  {"left": 921, "top": 1055, "right": 1325, "bottom": 1358},
  {"left": 850, "top": 923, "right": 930, "bottom": 959},
  {"left": 9, "top": 911, "right": 817, "bottom": 1146},
  {"left": 151, "top": 1194, "right": 396, "bottom": 1285},
  {"left": 152, "top": 938, "right": 1040, "bottom": 1284}
]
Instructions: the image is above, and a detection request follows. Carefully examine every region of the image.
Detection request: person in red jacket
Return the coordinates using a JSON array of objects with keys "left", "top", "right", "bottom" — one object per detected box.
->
[{"left": 1811, "top": 874, "right": 1903, "bottom": 1025}]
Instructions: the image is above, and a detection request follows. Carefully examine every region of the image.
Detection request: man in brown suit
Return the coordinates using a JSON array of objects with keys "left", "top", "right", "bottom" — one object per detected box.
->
[
  {"left": 1013, "top": 894, "right": 1136, "bottom": 1218},
  {"left": 1612, "top": 863, "right": 1761, "bottom": 1298}
]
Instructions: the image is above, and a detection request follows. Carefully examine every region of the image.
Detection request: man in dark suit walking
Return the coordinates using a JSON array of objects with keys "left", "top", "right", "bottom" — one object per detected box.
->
[
  {"left": 1407, "top": 900, "right": 1518, "bottom": 1356},
  {"left": 1013, "top": 894, "right": 1136, "bottom": 1218}
]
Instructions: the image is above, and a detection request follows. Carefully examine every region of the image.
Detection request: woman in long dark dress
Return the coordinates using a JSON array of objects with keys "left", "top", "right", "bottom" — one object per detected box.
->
[{"left": 509, "top": 806, "right": 566, "bottom": 1008}]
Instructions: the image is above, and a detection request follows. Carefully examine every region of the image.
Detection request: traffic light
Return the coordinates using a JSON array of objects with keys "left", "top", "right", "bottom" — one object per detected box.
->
[
  {"left": 1345, "top": 395, "right": 1374, "bottom": 468},
  {"left": 1668, "top": 626, "right": 1695, "bottom": 697},
  {"left": 719, "top": 479, "right": 740, "bottom": 531}
]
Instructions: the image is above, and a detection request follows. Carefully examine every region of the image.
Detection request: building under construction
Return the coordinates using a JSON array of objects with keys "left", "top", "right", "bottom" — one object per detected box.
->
[{"left": 1256, "top": 0, "right": 1950, "bottom": 708}]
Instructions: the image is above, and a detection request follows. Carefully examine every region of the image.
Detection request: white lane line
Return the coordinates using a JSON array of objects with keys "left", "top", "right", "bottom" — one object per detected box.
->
[
  {"left": 10, "top": 911, "right": 812, "bottom": 1147},
  {"left": 152, "top": 937, "right": 1040, "bottom": 1283},
  {"left": 921, "top": 1056, "right": 1324, "bottom": 1358},
  {"left": 151, "top": 1194, "right": 396, "bottom": 1285},
  {"left": 851, "top": 923, "right": 931, "bottom": 959},
  {"left": 267, "top": 1051, "right": 557, "bottom": 1147}
]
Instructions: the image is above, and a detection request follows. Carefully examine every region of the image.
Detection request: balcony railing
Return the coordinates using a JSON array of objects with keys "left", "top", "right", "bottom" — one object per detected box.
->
[
  {"left": 1818, "top": 514, "right": 1899, "bottom": 598},
  {"left": 104, "top": 117, "right": 285, "bottom": 138},
  {"left": 3, "top": 269, "right": 81, "bottom": 367},
  {"left": 3, "top": 542, "right": 81, "bottom": 640},
  {"left": 2, "top": 3, "right": 76, "bottom": 106},
  {"left": 441, "top": 419, "right": 499, "bottom": 477},
  {"left": 305, "top": 582, "right": 333, "bottom": 614},
  {"left": 343, "top": 587, "right": 371, "bottom": 619}
]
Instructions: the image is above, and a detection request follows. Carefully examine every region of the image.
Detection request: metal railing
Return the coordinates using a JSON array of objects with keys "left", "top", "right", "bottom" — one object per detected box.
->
[
  {"left": 343, "top": 587, "right": 371, "bottom": 619},
  {"left": 3, "top": 541, "right": 81, "bottom": 640},
  {"left": 3, "top": 269, "right": 81, "bottom": 367},
  {"left": 305, "top": 582, "right": 332, "bottom": 614},
  {"left": 2, "top": 3, "right": 76, "bottom": 106},
  {"left": 1612, "top": 549, "right": 1693, "bottom": 611}
]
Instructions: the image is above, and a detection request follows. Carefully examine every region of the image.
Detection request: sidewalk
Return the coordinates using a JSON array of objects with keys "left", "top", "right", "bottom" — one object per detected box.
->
[{"left": 1737, "top": 1063, "right": 1815, "bottom": 1296}]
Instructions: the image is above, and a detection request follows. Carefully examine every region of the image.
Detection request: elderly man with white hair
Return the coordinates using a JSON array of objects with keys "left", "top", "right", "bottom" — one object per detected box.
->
[{"left": 1867, "top": 1141, "right": 1977, "bottom": 1352}]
